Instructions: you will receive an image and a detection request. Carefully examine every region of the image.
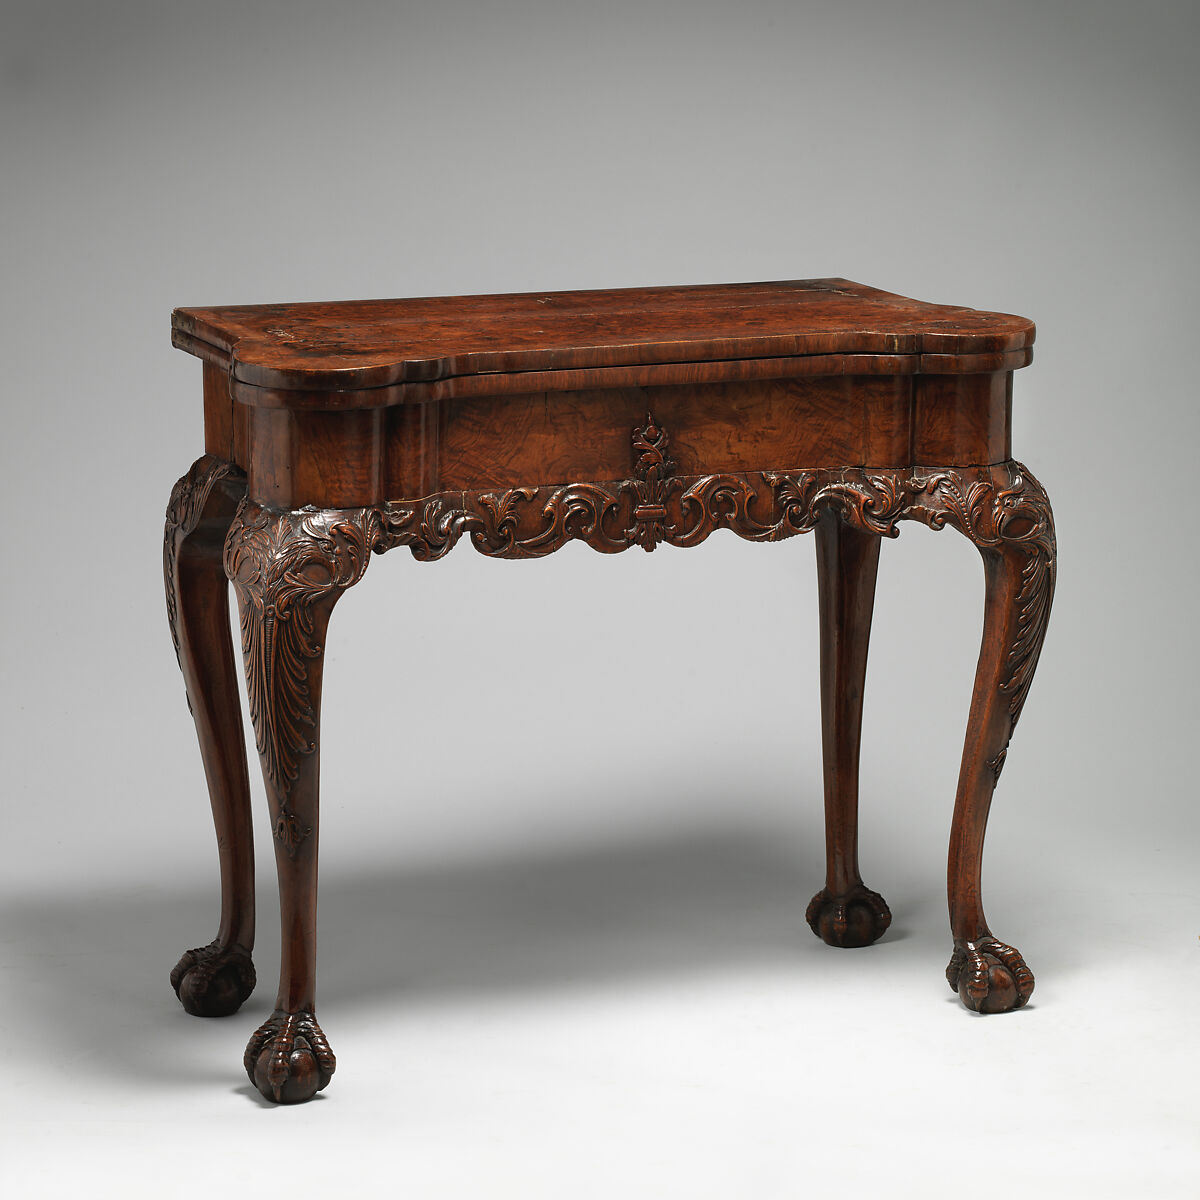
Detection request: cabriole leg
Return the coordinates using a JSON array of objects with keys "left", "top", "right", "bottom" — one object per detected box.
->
[
  {"left": 224, "top": 500, "right": 377, "bottom": 1103},
  {"left": 164, "top": 456, "right": 256, "bottom": 1017},
  {"left": 806, "top": 510, "right": 892, "bottom": 948},
  {"left": 908, "top": 462, "right": 1056, "bottom": 1014}
]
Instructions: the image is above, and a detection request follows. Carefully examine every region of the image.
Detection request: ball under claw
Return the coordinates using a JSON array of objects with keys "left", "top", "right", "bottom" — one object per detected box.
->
[
  {"left": 170, "top": 941, "right": 255, "bottom": 1018},
  {"left": 947, "top": 938, "right": 1034, "bottom": 1014},
  {"left": 806, "top": 885, "right": 892, "bottom": 948},
  {"left": 956, "top": 955, "right": 1019, "bottom": 1014},
  {"left": 252, "top": 1039, "right": 326, "bottom": 1105},
  {"left": 245, "top": 1012, "right": 336, "bottom": 1104}
]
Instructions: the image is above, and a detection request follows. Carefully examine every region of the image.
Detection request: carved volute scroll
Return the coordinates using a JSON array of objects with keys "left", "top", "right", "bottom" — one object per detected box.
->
[
  {"left": 223, "top": 502, "right": 378, "bottom": 855},
  {"left": 368, "top": 422, "right": 917, "bottom": 561}
]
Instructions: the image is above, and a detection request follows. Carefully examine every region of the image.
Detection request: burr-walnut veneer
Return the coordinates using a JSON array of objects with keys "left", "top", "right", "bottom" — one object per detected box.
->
[{"left": 164, "top": 279, "right": 1055, "bottom": 1104}]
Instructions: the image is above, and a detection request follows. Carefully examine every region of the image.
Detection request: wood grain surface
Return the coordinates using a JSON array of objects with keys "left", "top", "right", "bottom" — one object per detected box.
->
[{"left": 174, "top": 278, "right": 1035, "bottom": 404}]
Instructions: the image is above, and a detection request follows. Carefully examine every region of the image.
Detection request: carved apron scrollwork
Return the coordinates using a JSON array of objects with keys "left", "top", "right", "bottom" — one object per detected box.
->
[{"left": 225, "top": 416, "right": 1054, "bottom": 860}]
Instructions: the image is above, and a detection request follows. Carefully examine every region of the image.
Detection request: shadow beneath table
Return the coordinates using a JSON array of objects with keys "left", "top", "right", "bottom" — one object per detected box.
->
[{"left": 2, "top": 821, "right": 923, "bottom": 1089}]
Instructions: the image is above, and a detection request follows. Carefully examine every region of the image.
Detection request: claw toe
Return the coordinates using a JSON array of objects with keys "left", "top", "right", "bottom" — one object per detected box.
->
[
  {"left": 947, "top": 938, "right": 1034, "bottom": 1014},
  {"left": 246, "top": 1011, "right": 335, "bottom": 1104}
]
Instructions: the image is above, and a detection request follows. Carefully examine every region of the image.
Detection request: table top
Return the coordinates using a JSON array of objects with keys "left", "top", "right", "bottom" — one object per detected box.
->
[{"left": 173, "top": 279, "right": 1034, "bottom": 400}]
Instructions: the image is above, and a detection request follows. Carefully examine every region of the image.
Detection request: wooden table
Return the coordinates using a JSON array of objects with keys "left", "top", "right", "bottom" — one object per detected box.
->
[{"left": 165, "top": 279, "right": 1055, "bottom": 1103}]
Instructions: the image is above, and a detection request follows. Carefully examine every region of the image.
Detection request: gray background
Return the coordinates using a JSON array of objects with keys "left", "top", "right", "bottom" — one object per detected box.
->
[{"left": 3, "top": 2, "right": 1197, "bottom": 1196}]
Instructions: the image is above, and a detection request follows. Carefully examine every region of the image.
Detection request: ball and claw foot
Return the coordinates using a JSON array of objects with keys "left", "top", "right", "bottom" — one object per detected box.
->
[
  {"left": 245, "top": 1010, "right": 336, "bottom": 1104},
  {"left": 947, "top": 936, "right": 1035, "bottom": 1014},
  {"left": 170, "top": 940, "right": 256, "bottom": 1017},
  {"left": 806, "top": 884, "right": 892, "bottom": 948}
]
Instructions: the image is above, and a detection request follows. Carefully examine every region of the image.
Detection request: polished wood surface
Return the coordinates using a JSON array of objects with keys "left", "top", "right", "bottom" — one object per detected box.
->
[
  {"left": 175, "top": 278, "right": 1034, "bottom": 403},
  {"left": 199, "top": 370, "right": 1014, "bottom": 511},
  {"left": 806, "top": 512, "right": 891, "bottom": 949},
  {"left": 164, "top": 458, "right": 256, "bottom": 1017},
  {"left": 165, "top": 279, "right": 1055, "bottom": 1104}
]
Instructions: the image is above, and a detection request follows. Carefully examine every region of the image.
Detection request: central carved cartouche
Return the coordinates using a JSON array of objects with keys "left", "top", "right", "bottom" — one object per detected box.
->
[{"left": 629, "top": 414, "right": 678, "bottom": 550}]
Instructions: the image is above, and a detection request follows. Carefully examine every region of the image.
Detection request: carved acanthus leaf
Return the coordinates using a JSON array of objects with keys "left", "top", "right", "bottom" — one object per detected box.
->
[
  {"left": 905, "top": 462, "right": 1056, "bottom": 768},
  {"left": 273, "top": 805, "right": 312, "bottom": 856},
  {"left": 224, "top": 502, "right": 378, "bottom": 837},
  {"left": 370, "top": 467, "right": 918, "bottom": 559}
]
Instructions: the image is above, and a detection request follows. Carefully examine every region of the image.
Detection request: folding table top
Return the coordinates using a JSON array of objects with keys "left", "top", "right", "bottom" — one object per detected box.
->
[{"left": 173, "top": 279, "right": 1034, "bottom": 403}]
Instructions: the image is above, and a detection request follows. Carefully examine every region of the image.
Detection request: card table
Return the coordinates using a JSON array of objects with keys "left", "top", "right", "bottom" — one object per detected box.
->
[{"left": 164, "top": 279, "right": 1055, "bottom": 1102}]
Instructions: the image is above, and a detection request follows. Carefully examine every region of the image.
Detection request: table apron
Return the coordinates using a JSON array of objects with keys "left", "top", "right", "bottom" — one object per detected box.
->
[{"left": 202, "top": 363, "right": 1012, "bottom": 509}]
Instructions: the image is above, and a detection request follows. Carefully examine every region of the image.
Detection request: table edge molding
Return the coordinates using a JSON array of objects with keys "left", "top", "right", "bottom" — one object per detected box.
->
[{"left": 173, "top": 327, "right": 1033, "bottom": 408}]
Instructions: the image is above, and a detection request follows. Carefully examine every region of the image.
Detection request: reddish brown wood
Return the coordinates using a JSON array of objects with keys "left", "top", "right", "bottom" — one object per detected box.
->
[
  {"left": 214, "top": 368, "right": 1014, "bottom": 511},
  {"left": 173, "top": 279, "right": 1034, "bottom": 402},
  {"left": 203, "top": 362, "right": 250, "bottom": 467},
  {"left": 806, "top": 511, "right": 891, "bottom": 948},
  {"left": 914, "top": 373, "right": 1012, "bottom": 464},
  {"left": 163, "top": 456, "right": 256, "bottom": 1017},
  {"left": 940, "top": 465, "right": 1055, "bottom": 1012},
  {"left": 202, "top": 363, "right": 234, "bottom": 461},
  {"left": 245, "top": 406, "right": 386, "bottom": 510},
  {"left": 437, "top": 375, "right": 916, "bottom": 496},
  {"left": 206, "top": 346, "right": 1032, "bottom": 412},
  {"left": 220, "top": 502, "right": 374, "bottom": 1103},
  {"left": 165, "top": 279, "right": 1054, "bottom": 1104}
]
